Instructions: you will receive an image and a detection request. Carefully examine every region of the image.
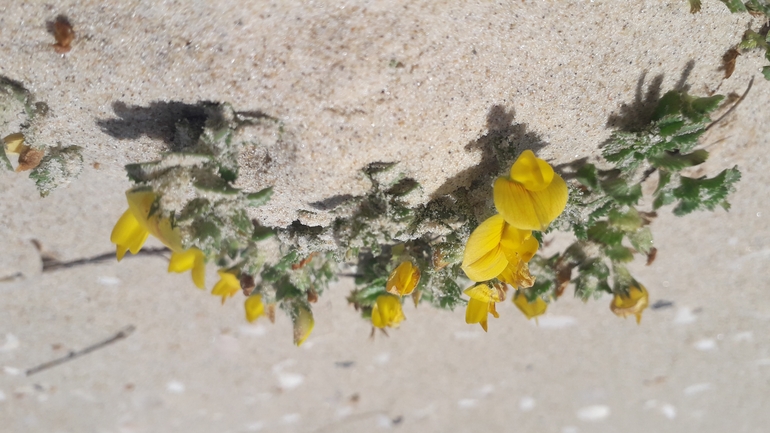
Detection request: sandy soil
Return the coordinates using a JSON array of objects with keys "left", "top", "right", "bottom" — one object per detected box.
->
[{"left": 2, "top": 1, "right": 770, "bottom": 432}]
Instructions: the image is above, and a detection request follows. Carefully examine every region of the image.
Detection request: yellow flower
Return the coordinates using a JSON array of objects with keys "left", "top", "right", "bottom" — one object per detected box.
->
[
  {"left": 493, "top": 150, "right": 568, "bottom": 231},
  {"left": 110, "top": 208, "right": 150, "bottom": 261},
  {"left": 293, "top": 304, "right": 314, "bottom": 346},
  {"left": 464, "top": 284, "right": 504, "bottom": 332},
  {"left": 3, "top": 133, "right": 27, "bottom": 155},
  {"left": 461, "top": 214, "right": 538, "bottom": 287},
  {"left": 111, "top": 189, "right": 206, "bottom": 288},
  {"left": 513, "top": 291, "right": 548, "bottom": 321},
  {"left": 245, "top": 294, "right": 265, "bottom": 323},
  {"left": 371, "top": 294, "right": 406, "bottom": 328},
  {"left": 210, "top": 270, "right": 240, "bottom": 303},
  {"left": 386, "top": 261, "right": 421, "bottom": 296},
  {"left": 610, "top": 285, "right": 649, "bottom": 324}
]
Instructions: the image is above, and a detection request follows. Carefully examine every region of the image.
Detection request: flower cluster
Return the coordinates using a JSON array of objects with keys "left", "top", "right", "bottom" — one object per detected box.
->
[
  {"left": 367, "top": 260, "right": 418, "bottom": 329},
  {"left": 110, "top": 189, "right": 284, "bottom": 340},
  {"left": 460, "top": 150, "right": 568, "bottom": 330}
]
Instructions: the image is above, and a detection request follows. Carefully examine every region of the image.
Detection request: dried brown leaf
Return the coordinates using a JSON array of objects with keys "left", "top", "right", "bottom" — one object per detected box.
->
[{"left": 16, "top": 147, "right": 45, "bottom": 172}]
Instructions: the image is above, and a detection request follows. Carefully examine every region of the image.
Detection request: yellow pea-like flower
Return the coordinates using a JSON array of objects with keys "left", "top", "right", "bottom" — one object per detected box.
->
[
  {"left": 513, "top": 291, "right": 548, "bottom": 321},
  {"left": 210, "top": 270, "right": 241, "bottom": 303},
  {"left": 245, "top": 295, "right": 265, "bottom": 323},
  {"left": 111, "top": 189, "right": 207, "bottom": 289},
  {"left": 461, "top": 214, "right": 538, "bottom": 287},
  {"left": 463, "top": 284, "right": 503, "bottom": 332},
  {"left": 610, "top": 285, "right": 649, "bottom": 324},
  {"left": 293, "top": 304, "right": 315, "bottom": 346},
  {"left": 110, "top": 209, "right": 150, "bottom": 261},
  {"left": 371, "top": 294, "right": 406, "bottom": 328},
  {"left": 493, "top": 150, "right": 568, "bottom": 231},
  {"left": 386, "top": 261, "right": 421, "bottom": 296}
]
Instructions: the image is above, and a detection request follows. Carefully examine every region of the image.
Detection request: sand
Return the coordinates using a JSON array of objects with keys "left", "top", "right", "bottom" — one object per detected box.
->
[{"left": 2, "top": 1, "right": 770, "bottom": 432}]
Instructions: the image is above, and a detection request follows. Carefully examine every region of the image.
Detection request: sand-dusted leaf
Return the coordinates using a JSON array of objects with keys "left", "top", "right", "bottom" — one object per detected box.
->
[
  {"left": 573, "top": 258, "right": 611, "bottom": 301},
  {"left": 246, "top": 187, "right": 273, "bottom": 207},
  {"left": 628, "top": 227, "right": 654, "bottom": 255}
]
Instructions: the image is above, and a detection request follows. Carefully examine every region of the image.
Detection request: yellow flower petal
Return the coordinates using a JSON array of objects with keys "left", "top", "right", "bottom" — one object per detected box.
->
[
  {"left": 513, "top": 292, "right": 548, "bottom": 320},
  {"left": 126, "top": 189, "right": 183, "bottom": 251},
  {"left": 462, "top": 214, "right": 505, "bottom": 265},
  {"left": 168, "top": 248, "right": 206, "bottom": 289},
  {"left": 293, "top": 305, "right": 314, "bottom": 346},
  {"left": 211, "top": 270, "right": 240, "bottom": 303},
  {"left": 498, "top": 260, "right": 535, "bottom": 289},
  {"left": 463, "top": 284, "right": 503, "bottom": 332},
  {"left": 386, "top": 261, "right": 421, "bottom": 296},
  {"left": 463, "top": 283, "right": 502, "bottom": 303},
  {"left": 465, "top": 297, "right": 490, "bottom": 331},
  {"left": 509, "top": 150, "right": 554, "bottom": 192},
  {"left": 462, "top": 214, "right": 509, "bottom": 282},
  {"left": 3, "top": 133, "right": 27, "bottom": 155},
  {"left": 500, "top": 224, "right": 538, "bottom": 263},
  {"left": 245, "top": 295, "right": 265, "bottom": 323},
  {"left": 610, "top": 285, "right": 649, "bottom": 324},
  {"left": 110, "top": 209, "right": 149, "bottom": 261},
  {"left": 371, "top": 294, "right": 406, "bottom": 328},
  {"left": 494, "top": 173, "right": 568, "bottom": 231}
]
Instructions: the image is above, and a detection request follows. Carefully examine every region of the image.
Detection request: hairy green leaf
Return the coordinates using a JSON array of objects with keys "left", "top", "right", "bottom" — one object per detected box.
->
[{"left": 719, "top": 0, "right": 747, "bottom": 12}]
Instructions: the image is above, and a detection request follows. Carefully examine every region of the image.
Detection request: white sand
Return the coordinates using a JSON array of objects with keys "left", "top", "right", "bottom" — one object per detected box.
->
[{"left": 2, "top": 2, "right": 770, "bottom": 432}]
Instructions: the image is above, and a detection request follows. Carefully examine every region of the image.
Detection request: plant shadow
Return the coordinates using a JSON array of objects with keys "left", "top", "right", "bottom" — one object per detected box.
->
[
  {"left": 96, "top": 101, "right": 208, "bottom": 145},
  {"left": 429, "top": 104, "right": 549, "bottom": 199},
  {"left": 605, "top": 60, "right": 694, "bottom": 133}
]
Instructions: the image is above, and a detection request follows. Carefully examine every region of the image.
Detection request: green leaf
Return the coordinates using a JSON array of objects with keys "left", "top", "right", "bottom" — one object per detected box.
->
[
  {"left": 669, "top": 131, "right": 704, "bottom": 152},
  {"left": 609, "top": 208, "right": 643, "bottom": 231},
  {"left": 218, "top": 165, "right": 238, "bottom": 183},
  {"left": 195, "top": 220, "right": 222, "bottom": 243},
  {"left": 654, "top": 169, "right": 672, "bottom": 194},
  {"left": 648, "top": 149, "right": 709, "bottom": 171},
  {"left": 252, "top": 225, "right": 274, "bottom": 241},
  {"left": 600, "top": 177, "right": 642, "bottom": 205},
  {"left": 740, "top": 30, "right": 764, "bottom": 49},
  {"left": 653, "top": 91, "right": 682, "bottom": 120},
  {"left": 718, "top": 0, "right": 747, "bottom": 12},
  {"left": 763, "top": 66, "right": 770, "bottom": 81},
  {"left": 658, "top": 118, "right": 685, "bottom": 136},
  {"left": 672, "top": 167, "right": 741, "bottom": 216},
  {"left": 573, "top": 259, "right": 611, "bottom": 301},
  {"left": 745, "top": 0, "right": 770, "bottom": 15},
  {"left": 246, "top": 187, "right": 273, "bottom": 207},
  {"left": 605, "top": 245, "right": 634, "bottom": 263},
  {"left": 194, "top": 179, "right": 240, "bottom": 195},
  {"left": 0, "top": 145, "right": 11, "bottom": 171},
  {"left": 587, "top": 221, "right": 625, "bottom": 246},
  {"left": 575, "top": 163, "right": 599, "bottom": 190},
  {"left": 688, "top": 0, "right": 702, "bottom": 13},
  {"left": 653, "top": 190, "right": 676, "bottom": 209},
  {"left": 628, "top": 227, "right": 654, "bottom": 255},
  {"left": 275, "top": 280, "right": 302, "bottom": 301},
  {"left": 690, "top": 95, "right": 724, "bottom": 115}
]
